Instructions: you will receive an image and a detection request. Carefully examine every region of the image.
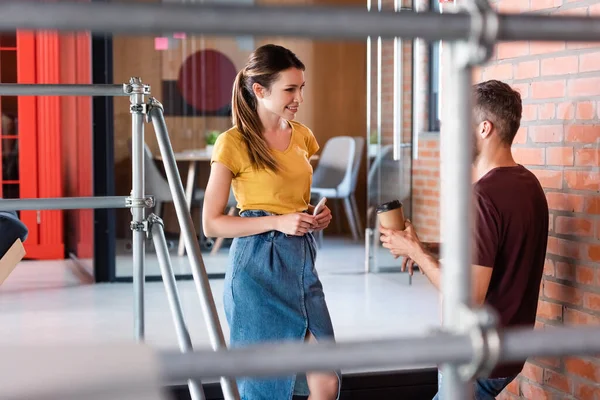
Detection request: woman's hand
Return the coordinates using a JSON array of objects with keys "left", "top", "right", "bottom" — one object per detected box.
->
[
  {"left": 311, "top": 205, "right": 332, "bottom": 232},
  {"left": 275, "top": 213, "right": 316, "bottom": 236}
]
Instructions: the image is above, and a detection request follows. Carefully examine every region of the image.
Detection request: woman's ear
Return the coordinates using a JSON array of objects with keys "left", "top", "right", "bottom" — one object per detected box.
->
[{"left": 252, "top": 82, "right": 265, "bottom": 99}]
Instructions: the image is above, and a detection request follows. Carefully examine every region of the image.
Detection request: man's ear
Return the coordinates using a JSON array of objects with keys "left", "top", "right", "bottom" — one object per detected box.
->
[{"left": 480, "top": 120, "right": 493, "bottom": 139}]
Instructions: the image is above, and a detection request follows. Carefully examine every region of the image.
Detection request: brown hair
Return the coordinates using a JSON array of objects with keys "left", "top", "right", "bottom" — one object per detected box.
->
[
  {"left": 473, "top": 80, "right": 523, "bottom": 145},
  {"left": 232, "top": 44, "right": 305, "bottom": 172}
]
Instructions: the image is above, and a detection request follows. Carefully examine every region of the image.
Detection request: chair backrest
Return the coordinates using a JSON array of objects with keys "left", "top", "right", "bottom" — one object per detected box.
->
[
  {"left": 128, "top": 139, "right": 172, "bottom": 202},
  {"left": 349, "top": 137, "right": 365, "bottom": 194},
  {"left": 143, "top": 145, "right": 173, "bottom": 202},
  {"left": 311, "top": 136, "right": 355, "bottom": 196}
]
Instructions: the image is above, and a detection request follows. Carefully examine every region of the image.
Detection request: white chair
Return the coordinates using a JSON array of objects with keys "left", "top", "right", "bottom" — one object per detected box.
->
[
  {"left": 311, "top": 136, "right": 362, "bottom": 242},
  {"left": 141, "top": 144, "right": 205, "bottom": 218}
]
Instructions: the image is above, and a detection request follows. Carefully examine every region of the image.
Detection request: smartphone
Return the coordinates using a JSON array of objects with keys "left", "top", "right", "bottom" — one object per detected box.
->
[{"left": 313, "top": 197, "right": 327, "bottom": 216}]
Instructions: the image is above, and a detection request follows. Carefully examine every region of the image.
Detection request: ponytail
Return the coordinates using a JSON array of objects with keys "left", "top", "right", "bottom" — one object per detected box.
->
[{"left": 231, "top": 70, "right": 278, "bottom": 172}]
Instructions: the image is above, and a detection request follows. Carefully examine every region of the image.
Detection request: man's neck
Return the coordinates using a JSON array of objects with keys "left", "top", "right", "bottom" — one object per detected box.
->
[{"left": 473, "top": 146, "right": 518, "bottom": 182}]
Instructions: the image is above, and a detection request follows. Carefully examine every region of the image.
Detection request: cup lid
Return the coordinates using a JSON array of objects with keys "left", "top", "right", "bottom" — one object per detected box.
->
[{"left": 376, "top": 200, "right": 402, "bottom": 213}]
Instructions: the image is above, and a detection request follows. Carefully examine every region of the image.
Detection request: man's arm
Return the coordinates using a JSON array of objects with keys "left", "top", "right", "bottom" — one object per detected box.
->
[
  {"left": 381, "top": 222, "right": 494, "bottom": 305},
  {"left": 410, "top": 247, "right": 493, "bottom": 305}
]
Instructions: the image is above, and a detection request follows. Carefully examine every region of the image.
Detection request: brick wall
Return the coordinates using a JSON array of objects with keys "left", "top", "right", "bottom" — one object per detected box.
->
[{"left": 411, "top": 1, "right": 600, "bottom": 398}]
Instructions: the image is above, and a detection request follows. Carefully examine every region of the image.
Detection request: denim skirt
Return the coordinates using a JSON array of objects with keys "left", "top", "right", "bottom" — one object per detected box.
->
[{"left": 223, "top": 210, "right": 341, "bottom": 400}]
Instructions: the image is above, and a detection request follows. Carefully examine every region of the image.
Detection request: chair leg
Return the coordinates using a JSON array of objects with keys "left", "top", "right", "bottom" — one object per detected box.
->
[
  {"left": 343, "top": 197, "right": 360, "bottom": 241},
  {"left": 332, "top": 199, "right": 343, "bottom": 233},
  {"left": 155, "top": 201, "right": 163, "bottom": 218},
  {"left": 210, "top": 207, "right": 235, "bottom": 255},
  {"left": 350, "top": 194, "right": 363, "bottom": 239}
]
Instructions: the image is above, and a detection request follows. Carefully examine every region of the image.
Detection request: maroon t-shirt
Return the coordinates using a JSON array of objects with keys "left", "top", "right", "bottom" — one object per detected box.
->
[{"left": 473, "top": 165, "right": 549, "bottom": 378}]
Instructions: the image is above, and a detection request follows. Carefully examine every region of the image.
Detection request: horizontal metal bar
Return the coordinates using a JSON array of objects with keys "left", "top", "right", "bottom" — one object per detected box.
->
[
  {"left": 0, "top": 84, "right": 129, "bottom": 96},
  {"left": 0, "top": 196, "right": 131, "bottom": 211},
  {"left": 158, "top": 325, "right": 600, "bottom": 382},
  {"left": 502, "top": 325, "right": 600, "bottom": 362},
  {"left": 1, "top": 1, "right": 600, "bottom": 42},
  {"left": 160, "top": 332, "right": 473, "bottom": 382}
]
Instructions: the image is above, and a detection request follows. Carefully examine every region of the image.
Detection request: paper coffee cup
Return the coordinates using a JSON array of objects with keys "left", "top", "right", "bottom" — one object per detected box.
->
[{"left": 377, "top": 200, "right": 405, "bottom": 231}]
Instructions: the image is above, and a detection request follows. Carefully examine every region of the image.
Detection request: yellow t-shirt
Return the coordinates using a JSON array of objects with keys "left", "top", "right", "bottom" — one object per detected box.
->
[{"left": 210, "top": 120, "right": 319, "bottom": 215}]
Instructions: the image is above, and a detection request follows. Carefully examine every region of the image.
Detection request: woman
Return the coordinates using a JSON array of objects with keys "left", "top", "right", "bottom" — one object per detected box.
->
[{"left": 202, "top": 44, "right": 340, "bottom": 400}]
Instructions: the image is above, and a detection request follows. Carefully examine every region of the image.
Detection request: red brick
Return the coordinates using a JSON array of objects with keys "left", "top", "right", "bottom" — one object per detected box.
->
[
  {"left": 545, "top": 192, "right": 585, "bottom": 212},
  {"left": 565, "top": 171, "right": 600, "bottom": 191},
  {"left": 532, "top": 80, "right": 566, "bottom": 99},
  {"left": 574, "top": 381, "right": 599, "bottom": 400},
  {"left": 554, "top": 6, "right": 588, "bottom": 16},
  {"left": 564, "top": 307, "right": 600, "bottom": 325},
  {"left": 546, "top": 146, "right": 574, "bottom": 166},
  {"left": 583, "top": 292, "right": 600, "bottom": 312},
  {"left": 576, "top": 265, "right": 596, "bottom": 285},
  {"left": 555, "top": 216, "right": 593, "bottom": 236},
  {"left": 544, "top": 258, "right": 555, "bottom": 276},
  {"left": 565, "top": 125, "right": 600, "bottom": 143},
  {"left": 587, "top": 197, "right": 600, "bottom": 214},
  {"left": 576, "top": 101, "right": 596, "bottom": 120},
  {"left": 530, "top": 41, "right": 566, "bottom": 55},
  {"left": 557, "top": 262, "right": 597, "bottom": 286},
  {"left": 543, "top": 280, "right": 583, "bottom": 305},
  {"left": 591, "top": 3, "right": 600, "bottom": 16},
  {"left": 519, "top": 381, "right": 552, "bottom": 400},
  {"left": 522, "top": 362, "right": 544, "bottom": 382},
  {"left": 588, "top": 244, "right": 600, "bottom": 262},
  {"left": 534, "top": 357, "right": 562, "bottom": 369},
  {"left": 579, "top": 52, "right": 600, "bottom": 73},
  {"left": 543, "top": 369, "right": 571, "bottom": 394},
  {"left": 568, "top": 41, "right": 600, "bottom": 50},
  {"left": 568, "top": 77, "right": 600, "bottom": 97},
  {"left": 515, "top": 60, "right": 540, "bottom": 80},
  {"left": 505, "top": 379, "right": 519, "bottom": 395},
  {"left": 530, "top": 125, "right": 564, "bottom": 142},
  {"left": 530, "top": 169, "right": 563, "bottom": 189},
  {"left": 549, "top": 214, "right": 554, "bottom": 232},
  {"left": 483, "top": 63, "right": 513, "bottom": 81},
  {"left": 512, "top": 83, "right": 530, "bottom": 99},
  {"left": 497, "top": 42, "right": 529, "bottom": 60},
  {"left": 495, "top": 0, "right": 530, "bottom": 13},
  {"left": 547, "top": 236, "right": 581, "bottom": 259},
  {"left": 541, "top": 56, "right": 578, "bottom": 76},
  {"left": 575, "top": 149, "right": 600, "bottom": 167},
  {"left": 522, "top": 104, "right": 537, "bottom": 121},
  {"left": 565, "top": 358, "right": 600, "bottom": 382},
  {"left": 513, "top": 127, "right": 528, "bottom": 144},
  {"left": 557, "top": 102, "right": 575, "bottom": 120},
  {"left": 512, "top": 147, "right": 545, "bottom": 165},
  {"left": 537, "top": 300, "right": 563, "bottom": 321},
  {"left": 538, "top": 103, "right": 556, "bottom": 119},
  {"left": 530, "top": 0, "right": 562, "bottom": 10}
]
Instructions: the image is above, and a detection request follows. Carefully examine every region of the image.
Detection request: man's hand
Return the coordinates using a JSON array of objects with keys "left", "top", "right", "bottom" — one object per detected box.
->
[{"left": 379, "top": 219, "right": 425, "bottom": 275}]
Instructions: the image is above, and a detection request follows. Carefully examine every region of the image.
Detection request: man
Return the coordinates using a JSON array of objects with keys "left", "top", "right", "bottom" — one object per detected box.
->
[{"left": 380, "top": 80, "right": 549, "bottom": 400}]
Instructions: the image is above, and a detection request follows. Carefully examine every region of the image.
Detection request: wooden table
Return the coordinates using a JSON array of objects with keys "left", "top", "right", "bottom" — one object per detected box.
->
[
  {"left": 155, "top": 149, "right": 320, "bottom": 256},
  {"left": 154, "top": 149, "right": 213, "bottom": 256}
]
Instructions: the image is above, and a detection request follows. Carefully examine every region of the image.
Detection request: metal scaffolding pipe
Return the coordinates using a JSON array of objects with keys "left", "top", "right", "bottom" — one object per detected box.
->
[
  {"left": 158, "top": 326, "right": 600, "bottom": 382},
  {"left": 439, "top": 40, "right": 474, "bottom": 400},
  {"left": 1, "top": 1, "right": 600, "bottom": 42},
  {"left": 160, "top": 332, "right": 473, "bottom": 383},
  {"left": 0, "top": 83, "right": 130, "bottom": 96},
  {"left": 0, "top": 196, "right": 131, "bottom": 211},
  {"left": 148, "top": 101, "right": 240, "bottom": 400}
]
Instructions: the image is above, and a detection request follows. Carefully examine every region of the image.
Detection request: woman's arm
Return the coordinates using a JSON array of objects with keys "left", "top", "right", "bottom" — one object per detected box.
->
[{"left": 202, "top": 162, "right": 316, "bottom": 238}]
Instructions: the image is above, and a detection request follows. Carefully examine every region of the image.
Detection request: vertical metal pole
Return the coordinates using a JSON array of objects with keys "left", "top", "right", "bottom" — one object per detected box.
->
[
  {"left": 150, "top": 215, "right": 206, "bottom": 400},
  {"left": 439, "top": 40, "right": 474, "bottom": 400},
  {"left": 365, "top": 0, "right": 372, "bottom": 274},
  {"left": 130, "top": 77, "right": 146, "bottom": 341},
  {"left": 148, "top": 100, "right": 240, "bottom": 400},
  {"left": 392, "top": 0, "right": 402, "bottom": 161}
]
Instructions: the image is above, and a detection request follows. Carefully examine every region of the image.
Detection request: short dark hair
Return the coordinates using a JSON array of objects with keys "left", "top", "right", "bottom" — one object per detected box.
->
[{"left": 473, "top": 80, "right": 522, "bottom": 145}]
